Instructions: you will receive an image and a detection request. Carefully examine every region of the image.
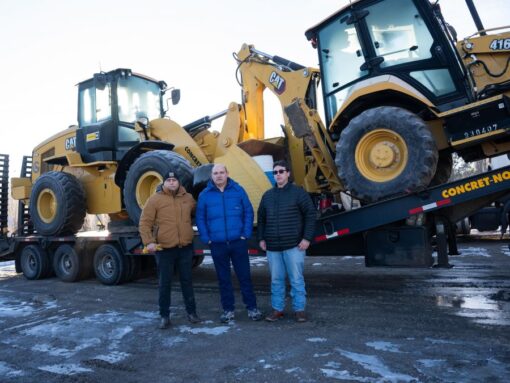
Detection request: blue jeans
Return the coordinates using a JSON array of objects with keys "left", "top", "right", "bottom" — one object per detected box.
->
[
  {"left": 266, "top": 246, "right": 306, "bottom": 312},
  {"left": 155, "top": 245, "right": 196, "bottom": 318},
  {"left": 210, "top": 239, "right": 257, "bottom": 312}
]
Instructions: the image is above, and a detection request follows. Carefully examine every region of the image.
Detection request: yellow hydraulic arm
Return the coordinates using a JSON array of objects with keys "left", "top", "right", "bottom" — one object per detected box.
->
[{"left": 234, "top": 44, "right": 343, "bottom": 193}]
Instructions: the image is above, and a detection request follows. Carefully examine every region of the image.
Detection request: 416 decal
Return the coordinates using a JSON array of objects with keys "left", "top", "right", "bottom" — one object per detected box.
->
[{"left": 490, "top": 38, "right": 510, "bottom": 51}]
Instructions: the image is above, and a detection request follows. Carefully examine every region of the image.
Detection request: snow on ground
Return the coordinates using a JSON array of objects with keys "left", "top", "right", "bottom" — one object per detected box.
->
[
  {"left": 38, "top": 363, "right": 92, "bottom": 375},
  {"left": 0, "top": 293, "right": 57, "bottom": 319},
  {"left": 285, "top": 367, "right": 303, "bottom": 374},
  {"left": 456, "top": 247, "right": 491, "bottom": 257},
  {"left": 321, "top": 368, "right": 372, "bottom": 382},
  {"left": 31, "top": 340, "right": 101, "bottom": 358},
  {"left": 334, "top": 348, "right": 417, "bottom": 383},
  {"left": 162, "top": 336, "right": 187, "bottom": 348},
  {"left": 178, "top": 325, "right": 230, "bottom": 336},
  {"left": 93, "top": 351, "right": 130, "bottom": 364},
  {"left": 0, "top": 261, "right": 16, "bottom": 278},
  {"left": 365, "top": 341, "right": 402, "bottom": 353},
  {"left": 0, "top": 297, "right": 37, "bottom": 318},
  {"left": 0, "top": 361, "right": 24, "bottom": 378},
  {"left": 314, "top": 352, "right": 332, "bottom": 358}
]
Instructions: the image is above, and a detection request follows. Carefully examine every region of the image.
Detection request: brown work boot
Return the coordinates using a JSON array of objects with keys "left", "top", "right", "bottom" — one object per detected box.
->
[
  {"left": 265, "top": 310, "right": 284, "bottom": 322},
  {"left": 295, "top": 311, "right": 307, "bottom": 323}
]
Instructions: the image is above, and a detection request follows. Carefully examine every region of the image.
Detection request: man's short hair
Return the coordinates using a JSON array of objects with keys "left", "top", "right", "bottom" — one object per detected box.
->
[
  {"left": 212, "top": 163, "right": 228, "bottom": 173},
  {"left": 273, "top": 160, "right": 290, "bottom": 171}
]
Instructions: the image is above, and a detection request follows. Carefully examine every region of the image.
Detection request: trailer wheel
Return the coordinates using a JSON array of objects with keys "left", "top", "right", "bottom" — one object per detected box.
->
[
  {"left": 123, "top": 150, "right": 193, "bottom": 225},
  {"left": 53, "top": 244, "right": 90, "bottom": 282},
  {"left": 20, "top": 245, "right": 51, "bottom": 280},
  {"left": 336, "top": 106, "right": 438, "bottom": 202},
  {"left": 192, "top": 255, "right": 205, "bottom": 269},
  {"left": 93, "top": 244, "right": 127, "bottom": 285},
  {"left": 456, "top": 217, "right": 471, "bottom": 235},
  {"left": 430, "top": 152, "right": 453, "bottom": 186},
  {"left": 29, "top": 171, "right": 86, "bottom": 236}
]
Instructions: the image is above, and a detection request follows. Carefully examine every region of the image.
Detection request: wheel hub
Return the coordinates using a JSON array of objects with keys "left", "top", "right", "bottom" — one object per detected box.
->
[
  {"left": 356, "top": 129, "right": 408, "bottom": 182},
  {"left": 99, "top": 255, "right": 115, "bottom": 277},
  {"left": 37, "top": 188, "right": 57, "bottom": 223},
  {"left": 135, "top": 171, "right": 163, "bottom": 208},
  {"left": 62, "top": 255, "right": 72, "bottom": 272},
  {"left": 28, "top": 254, "right": 36, "bottom": 271},
  {"left": 369, "top": 142, "right": 396, "bottom": 168}
]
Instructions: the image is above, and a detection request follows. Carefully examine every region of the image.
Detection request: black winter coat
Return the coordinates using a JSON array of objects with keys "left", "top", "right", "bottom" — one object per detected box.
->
[{"left": 257, "top": 182, "right": 316, "bottom": 251}]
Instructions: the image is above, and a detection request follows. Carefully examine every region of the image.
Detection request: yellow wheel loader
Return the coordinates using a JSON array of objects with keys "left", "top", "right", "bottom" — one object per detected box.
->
[{"left": 10, "top": 69, "right": 272, "bottom": 236}]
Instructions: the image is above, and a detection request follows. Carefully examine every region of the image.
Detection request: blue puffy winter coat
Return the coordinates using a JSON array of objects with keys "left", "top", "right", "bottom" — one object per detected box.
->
[{"left": 196, "top": 178, "right": 254, "bottom": 243}]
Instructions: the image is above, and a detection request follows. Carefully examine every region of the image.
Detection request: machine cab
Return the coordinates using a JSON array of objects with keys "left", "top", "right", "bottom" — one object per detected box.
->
[
  {"left": 306, "top": 0, "right": 470, "bottom": 130},
  {"left": 75, "top": 69, "right": 171, "bottom": 162}
]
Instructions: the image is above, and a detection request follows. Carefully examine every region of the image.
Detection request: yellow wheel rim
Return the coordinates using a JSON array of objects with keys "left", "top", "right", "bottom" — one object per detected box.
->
[
  {"left": 37, "top": 188, "right": 57, "bottom": 223},
  {"left": 135, "top": 171, "right": 163, "bottom": 208},
  {"left": 355, "top": 129, "right": 408, "bottom": 182}
]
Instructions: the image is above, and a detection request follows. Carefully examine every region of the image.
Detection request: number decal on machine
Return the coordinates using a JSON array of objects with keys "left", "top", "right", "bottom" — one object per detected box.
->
[
  {"left": 463, "top": 124, "right": 498, "bottom": 139},
  {"left": 489, "top": 39, "right": 510, "bottom": 50}
]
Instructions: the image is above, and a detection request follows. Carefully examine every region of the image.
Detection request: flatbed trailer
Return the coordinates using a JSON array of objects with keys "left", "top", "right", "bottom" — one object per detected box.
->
[{"left": 2, "top": 153, "right": 510, "bottom": 285}]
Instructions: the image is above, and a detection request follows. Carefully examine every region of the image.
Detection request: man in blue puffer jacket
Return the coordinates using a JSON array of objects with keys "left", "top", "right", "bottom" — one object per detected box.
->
[{"left": 196, "top": 164, "right": 262, "bottom": 323}]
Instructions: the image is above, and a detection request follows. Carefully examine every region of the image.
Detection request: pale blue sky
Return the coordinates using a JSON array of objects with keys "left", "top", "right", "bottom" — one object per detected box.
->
[{"left": 0, "top": 0, "right": 508, "bottom": 175}]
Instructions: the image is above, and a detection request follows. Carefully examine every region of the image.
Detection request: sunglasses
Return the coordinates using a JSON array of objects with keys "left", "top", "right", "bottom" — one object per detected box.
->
[{"left": 273, "top": 169, "right": 287, "bottom": 175}]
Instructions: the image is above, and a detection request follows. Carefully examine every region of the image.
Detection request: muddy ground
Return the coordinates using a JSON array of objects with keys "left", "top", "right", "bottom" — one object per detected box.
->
[{"left": 0, "top": 237, "right": 509, "bottom": 382}]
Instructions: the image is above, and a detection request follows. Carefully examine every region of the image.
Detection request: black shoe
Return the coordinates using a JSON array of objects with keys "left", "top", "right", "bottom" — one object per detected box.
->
[
  {"left": 187, "top": 313, "right": 202, "bottom": 324},
  {"left": 220, "top": 310, "right": 235, "bottom": 323},
  {"left": 159, "top": 316, "right": 170, "bottom": 329},
  {"left": 248, "top": 308, "right": 263, "bottom": 321}
]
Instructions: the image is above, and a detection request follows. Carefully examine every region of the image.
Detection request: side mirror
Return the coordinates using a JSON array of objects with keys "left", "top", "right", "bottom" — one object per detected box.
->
[{"left": 171, "top": 88, "right": 181, "bottom": 105}]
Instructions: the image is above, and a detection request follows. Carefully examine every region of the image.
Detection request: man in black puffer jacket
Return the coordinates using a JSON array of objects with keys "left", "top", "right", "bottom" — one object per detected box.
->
[{"left": 257, "top": 160, "right": 316, "bottom": 323}]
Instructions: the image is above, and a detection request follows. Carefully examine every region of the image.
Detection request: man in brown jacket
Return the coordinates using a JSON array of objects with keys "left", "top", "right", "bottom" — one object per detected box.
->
[{"left": 139, "top": 171, "right": 200, "bottom": 329}]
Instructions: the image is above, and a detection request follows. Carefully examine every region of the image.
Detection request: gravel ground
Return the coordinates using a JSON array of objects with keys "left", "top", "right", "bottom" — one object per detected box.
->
[{"left": 0, "top": 237, "right": 509, "bottom": 382}]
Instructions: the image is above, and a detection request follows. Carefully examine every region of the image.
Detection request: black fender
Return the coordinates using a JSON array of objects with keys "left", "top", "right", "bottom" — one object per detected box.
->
[{"left": 114, "top": 141, "right": 175, "bottom": 188}]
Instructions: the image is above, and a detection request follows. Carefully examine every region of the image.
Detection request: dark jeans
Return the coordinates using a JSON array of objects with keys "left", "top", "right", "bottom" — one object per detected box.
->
[
  {"left": 210, "top": 239, "right": 257, "bottom": 311},
  {"left": 155, "top": 245, "right": 196, "bottom": 318}
]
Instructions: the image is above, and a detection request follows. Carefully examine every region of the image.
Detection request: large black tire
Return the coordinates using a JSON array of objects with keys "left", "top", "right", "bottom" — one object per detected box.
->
[
  {"left": 123, "top": 150, "right": 193, "bottom": 225},
  {"left": 336, "top": 106, "right": 438, "bottom": 202},
  {"left": 430, "top": 152, "right": 453, "bottom": 186},
  {"left": 20, "top": 245, "right": 51, "bottom": 280},
  {"left": 52, "top": 244, "right": 91, "bottom": 282},
  {"left": 29, "top": 171, "right": 86, "bottom": 236},
  {"left": 93, "top": 244, "right": 128, "bottom": 285},
  {"left": 192, "top": 163, "right": 214, "bottom": 200}
]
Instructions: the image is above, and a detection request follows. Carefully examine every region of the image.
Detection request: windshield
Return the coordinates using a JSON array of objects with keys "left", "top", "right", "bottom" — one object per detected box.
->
[
  {"left": 117, "top": 76, "right": 162, "bottom": 124},
  {"left": 317, "top": 13, "right": 368, "bottom": 124},
  {"left": 365, "top": 0, "right": 434, "bottom": 68}
]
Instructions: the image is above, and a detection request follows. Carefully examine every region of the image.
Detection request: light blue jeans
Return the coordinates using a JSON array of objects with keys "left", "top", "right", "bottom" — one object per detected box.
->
[{"left": 266, "top": 246, "right": 306, "bottom": 312}]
